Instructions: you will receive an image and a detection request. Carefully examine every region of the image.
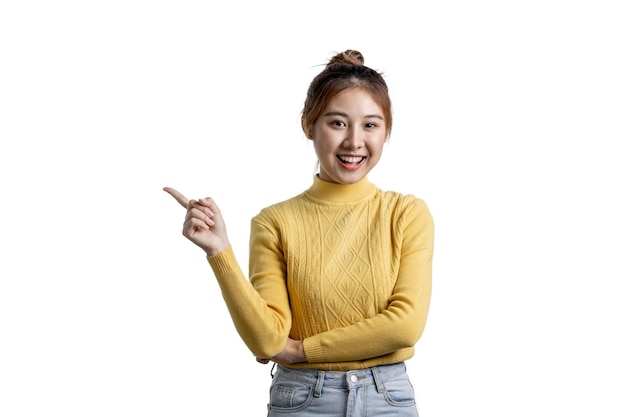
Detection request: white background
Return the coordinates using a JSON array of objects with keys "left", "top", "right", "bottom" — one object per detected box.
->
[{"left": 1, "top": 1, "right": 625, "bottom": 416}]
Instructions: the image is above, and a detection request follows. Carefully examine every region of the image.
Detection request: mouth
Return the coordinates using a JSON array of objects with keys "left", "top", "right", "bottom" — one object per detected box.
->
[{"left": 337, "top": 155, "right": 366, "bottom": 165}]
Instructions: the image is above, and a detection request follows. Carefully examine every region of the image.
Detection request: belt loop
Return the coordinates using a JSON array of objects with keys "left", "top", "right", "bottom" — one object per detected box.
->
[
  {"left": 371, "top": 366, "right": 384, "bottom": 394},
  {"left": 314, "top": 371, "right": 325, "bottom": 397}
]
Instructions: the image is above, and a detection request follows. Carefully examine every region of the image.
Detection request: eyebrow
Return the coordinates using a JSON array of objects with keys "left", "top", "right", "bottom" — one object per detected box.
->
[{"left": 323, "top": 110, "right": 384, "bottom": 120}]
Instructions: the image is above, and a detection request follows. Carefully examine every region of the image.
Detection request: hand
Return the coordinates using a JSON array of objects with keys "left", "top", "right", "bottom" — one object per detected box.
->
[
  {"left": 256, "top": 338, "right": 306, "bottom": 365},
  {"left": 163, "top": 187, "right": 230, "bottom": 256}
]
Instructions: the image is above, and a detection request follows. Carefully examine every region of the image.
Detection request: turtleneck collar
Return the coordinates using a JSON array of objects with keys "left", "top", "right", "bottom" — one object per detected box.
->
[{"left": 303, "top": 175, "right": 377, "bottom": 204}]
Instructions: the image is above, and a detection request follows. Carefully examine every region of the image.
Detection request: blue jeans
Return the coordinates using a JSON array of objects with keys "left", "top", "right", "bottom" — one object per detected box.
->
[{"left": 267, "top": 362, "right": 419, "bottom": 416}]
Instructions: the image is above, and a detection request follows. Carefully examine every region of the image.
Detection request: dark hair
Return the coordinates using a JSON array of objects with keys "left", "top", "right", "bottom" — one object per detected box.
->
[{"left": 301, "top": 50, "right": 392, "bottom": 139}]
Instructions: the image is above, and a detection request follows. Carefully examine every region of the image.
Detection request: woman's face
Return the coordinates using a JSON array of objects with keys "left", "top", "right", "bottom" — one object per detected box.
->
[{"left": 310, "top": 88, "right": 388, "bottom": 184}]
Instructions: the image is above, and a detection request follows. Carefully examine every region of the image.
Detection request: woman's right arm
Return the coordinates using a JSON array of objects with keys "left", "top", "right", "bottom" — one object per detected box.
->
[{"left": 164, "top": 187, "right": 292, "bottom": 358}]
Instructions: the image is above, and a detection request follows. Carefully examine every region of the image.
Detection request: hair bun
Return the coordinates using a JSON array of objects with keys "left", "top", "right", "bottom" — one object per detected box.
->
[{"left": 327, "top": 50, "right": 365, "bottom": 66}]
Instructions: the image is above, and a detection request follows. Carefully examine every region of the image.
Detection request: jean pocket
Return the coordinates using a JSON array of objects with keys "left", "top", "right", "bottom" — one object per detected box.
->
[
  {"left": 268, "top": 381, "right": 314, "bottom": 412},
  {"left": 381, "top": 372, "right": 417, "bottom": 407}
]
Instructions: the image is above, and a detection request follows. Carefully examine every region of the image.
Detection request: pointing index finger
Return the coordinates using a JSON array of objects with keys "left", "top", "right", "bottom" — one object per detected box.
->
[{"left": 163, "top": 187, "right": 190, "bottom": 208}]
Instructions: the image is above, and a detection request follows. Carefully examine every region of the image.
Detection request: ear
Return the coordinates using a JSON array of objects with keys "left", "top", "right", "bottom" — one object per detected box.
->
[{"left": 301, "top": 117, "right": 313, "bottom": 140}]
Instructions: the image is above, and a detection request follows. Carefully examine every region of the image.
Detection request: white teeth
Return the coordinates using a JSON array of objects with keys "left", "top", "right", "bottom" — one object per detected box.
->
[{"left": 338, "top": 155, "right": 364, "bottom": 164}]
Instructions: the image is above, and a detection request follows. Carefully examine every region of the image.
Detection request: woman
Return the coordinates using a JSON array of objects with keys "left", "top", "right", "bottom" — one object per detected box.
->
[{"left": 164, "top": 49, "right": 434, "bottom": 416}]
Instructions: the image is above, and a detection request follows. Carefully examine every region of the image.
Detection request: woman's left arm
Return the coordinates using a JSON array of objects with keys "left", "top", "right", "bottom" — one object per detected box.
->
[{"left": 301, "top": 197, "right": 434, "bottom": 364}]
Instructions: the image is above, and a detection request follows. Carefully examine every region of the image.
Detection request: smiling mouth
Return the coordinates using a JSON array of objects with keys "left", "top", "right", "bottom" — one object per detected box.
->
[{"left": 337, "top": 155, "right": 366, "bottom": 165}]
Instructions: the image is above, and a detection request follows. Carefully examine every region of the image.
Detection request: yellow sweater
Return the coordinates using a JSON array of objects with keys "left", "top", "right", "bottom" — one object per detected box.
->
[{"left": 207, "top": 175, "right": 434, "bottom": 371}]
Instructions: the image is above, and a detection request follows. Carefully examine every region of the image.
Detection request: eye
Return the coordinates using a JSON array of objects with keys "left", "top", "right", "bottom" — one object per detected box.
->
[
  {"left": 364, "top": 122, "right": 378, "bottom": 129},
  {"left": 331, "top": 120, "right": 346, "bottom": 127}
]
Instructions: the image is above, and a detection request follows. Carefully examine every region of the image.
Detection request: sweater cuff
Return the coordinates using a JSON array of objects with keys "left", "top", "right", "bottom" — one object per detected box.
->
[
  {"left": 206, "top": 245, "right": 236, "bottom": 274},
  {"left": 303, "top": 338, "right": 324, "bottom": 363}
]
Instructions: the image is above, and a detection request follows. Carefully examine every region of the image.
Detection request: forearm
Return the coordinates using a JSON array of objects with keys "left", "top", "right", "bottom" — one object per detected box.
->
[
  {"left": 303, "top": 295, "right": 430, "bottom": 363},
  {"left": 207, "top": 246, "right": 291, "bottom": 358}
]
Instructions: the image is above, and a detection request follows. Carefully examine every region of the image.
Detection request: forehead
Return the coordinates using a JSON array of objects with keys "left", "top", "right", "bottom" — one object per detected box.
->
[{"left": 324, "top": 88, "right": 383, "bottom": 115}]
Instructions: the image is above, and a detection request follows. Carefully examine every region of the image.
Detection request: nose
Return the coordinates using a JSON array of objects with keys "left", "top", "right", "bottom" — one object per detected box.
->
[{"left": 343, "top": 127, "right": 364, "bottom": 149}]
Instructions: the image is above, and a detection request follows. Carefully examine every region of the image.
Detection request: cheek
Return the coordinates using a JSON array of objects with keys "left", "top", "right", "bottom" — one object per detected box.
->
[
  {"left": 312, "top": 138, "right": 329, "bottom": 158},
  {"left": 312, "top": 129, "right": 336, "bottom": 149},
  {"left": 370, "top": 137, "right": 387, "bottom": 153}
]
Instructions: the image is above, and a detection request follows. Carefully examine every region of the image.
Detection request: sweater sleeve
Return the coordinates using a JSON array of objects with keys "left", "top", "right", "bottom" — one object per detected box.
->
[
  {"left": 303, "top": 197, "right": 434, "bottom": 363},
  {"left": 206, "top": 217, "right": 291, "bottom": 358}
]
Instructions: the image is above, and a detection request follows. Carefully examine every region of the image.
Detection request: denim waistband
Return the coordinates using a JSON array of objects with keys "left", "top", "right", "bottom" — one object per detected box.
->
[{"left": 274, "top": 362, "right": 407, "bottom": 397}]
